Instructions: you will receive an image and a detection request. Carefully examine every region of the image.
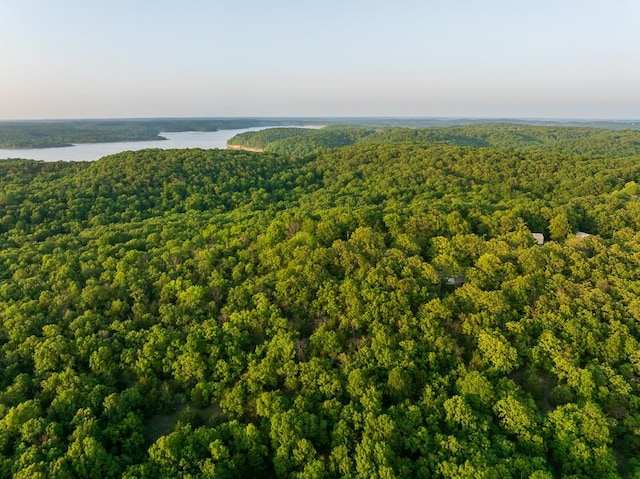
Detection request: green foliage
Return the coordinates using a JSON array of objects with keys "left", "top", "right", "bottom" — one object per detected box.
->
[
  {"left": 227, "top": 127, "right": 316, "bottom": 150},
  {"left": 229, "top": 123, "right": 640, "bottom": 159},
  {"left": 2, "top": 125, "right": 640, "bottom": 477}
]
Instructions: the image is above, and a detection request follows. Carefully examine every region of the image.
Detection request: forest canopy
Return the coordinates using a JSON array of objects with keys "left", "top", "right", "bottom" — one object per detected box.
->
[
  {"left": 228, "top": 123, "right": 640, "bottom": 158},
  {"left": 1, "top": 124, "right": 640, "bottom": 478}
]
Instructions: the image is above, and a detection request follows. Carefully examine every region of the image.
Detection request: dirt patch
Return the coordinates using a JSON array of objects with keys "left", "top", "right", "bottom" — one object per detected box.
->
[{"left": 226, "top": 144, "right": 264, "bottom": 152}]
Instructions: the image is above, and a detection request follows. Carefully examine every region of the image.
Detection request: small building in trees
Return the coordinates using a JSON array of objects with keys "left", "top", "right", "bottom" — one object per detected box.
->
[
  {"left": 445, "top": 275, "right": 466, "bottom": 288},
  {"left": 532, "top": 233, "right": 545, "bottom": 245}
]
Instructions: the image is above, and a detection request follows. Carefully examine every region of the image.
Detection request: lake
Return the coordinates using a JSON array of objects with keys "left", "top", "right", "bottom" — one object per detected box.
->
[{"left": 0, "top": 126, "right": 302, "bottom": 162}]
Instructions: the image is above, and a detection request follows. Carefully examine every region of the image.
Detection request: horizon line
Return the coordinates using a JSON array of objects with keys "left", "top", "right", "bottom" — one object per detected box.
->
[{"left": 1, "top": 115, "right": 638, "bottom": 123}]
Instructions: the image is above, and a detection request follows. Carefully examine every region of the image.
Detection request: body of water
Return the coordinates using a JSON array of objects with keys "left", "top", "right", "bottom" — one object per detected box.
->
[{"left": 0, "top": 126, "right": 298, "bottom": 162}]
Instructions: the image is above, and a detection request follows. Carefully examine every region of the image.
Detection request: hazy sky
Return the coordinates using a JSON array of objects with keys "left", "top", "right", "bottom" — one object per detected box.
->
[{"left": 1, "top": 0, "right": 639, "bottom": 119}]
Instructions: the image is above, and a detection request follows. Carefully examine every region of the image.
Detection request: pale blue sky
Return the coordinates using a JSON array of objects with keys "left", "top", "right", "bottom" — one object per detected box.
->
[{"left": 1, "top": 0, "right": 638, "bottom": 119}]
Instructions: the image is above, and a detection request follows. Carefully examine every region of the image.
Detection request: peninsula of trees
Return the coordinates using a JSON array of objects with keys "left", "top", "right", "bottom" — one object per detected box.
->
[
  {"left": 228, "top": 123, "right": 640, "bottom": 158},
  {"left": 1, "top": 124, "right": 640, "bottom": 477}
]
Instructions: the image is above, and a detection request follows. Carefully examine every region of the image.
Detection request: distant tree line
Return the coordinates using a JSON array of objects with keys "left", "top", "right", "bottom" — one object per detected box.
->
[{"left": 228, "top": 123, "right": 640, "bottom": 158}]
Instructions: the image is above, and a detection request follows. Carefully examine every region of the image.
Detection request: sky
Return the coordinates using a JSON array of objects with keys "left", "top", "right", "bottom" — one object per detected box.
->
[{"left": 0, "top": 0, "right": 639, "bottom": 120}]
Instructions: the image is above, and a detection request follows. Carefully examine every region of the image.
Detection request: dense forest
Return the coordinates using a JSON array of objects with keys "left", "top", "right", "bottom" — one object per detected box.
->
[
  {"left": 228, "top": 124, "right": 640, "bottom": 158},
  {"left": 2, "top": 125, "right": 640, "bottom": 478}
]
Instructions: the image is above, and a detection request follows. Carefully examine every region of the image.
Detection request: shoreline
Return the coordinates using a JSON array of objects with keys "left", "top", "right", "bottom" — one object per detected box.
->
[
  {"left": 226, "top": 144, "right": 264, "bottom": 153},
  {"left": 0, "top": 136, "right": 168, "bottom": 151}
]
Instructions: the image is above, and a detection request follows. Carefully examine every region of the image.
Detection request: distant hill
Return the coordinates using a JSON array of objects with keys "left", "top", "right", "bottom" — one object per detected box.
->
[{"left": 229, "top": 123, "right": 640, "bottom": 158}]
